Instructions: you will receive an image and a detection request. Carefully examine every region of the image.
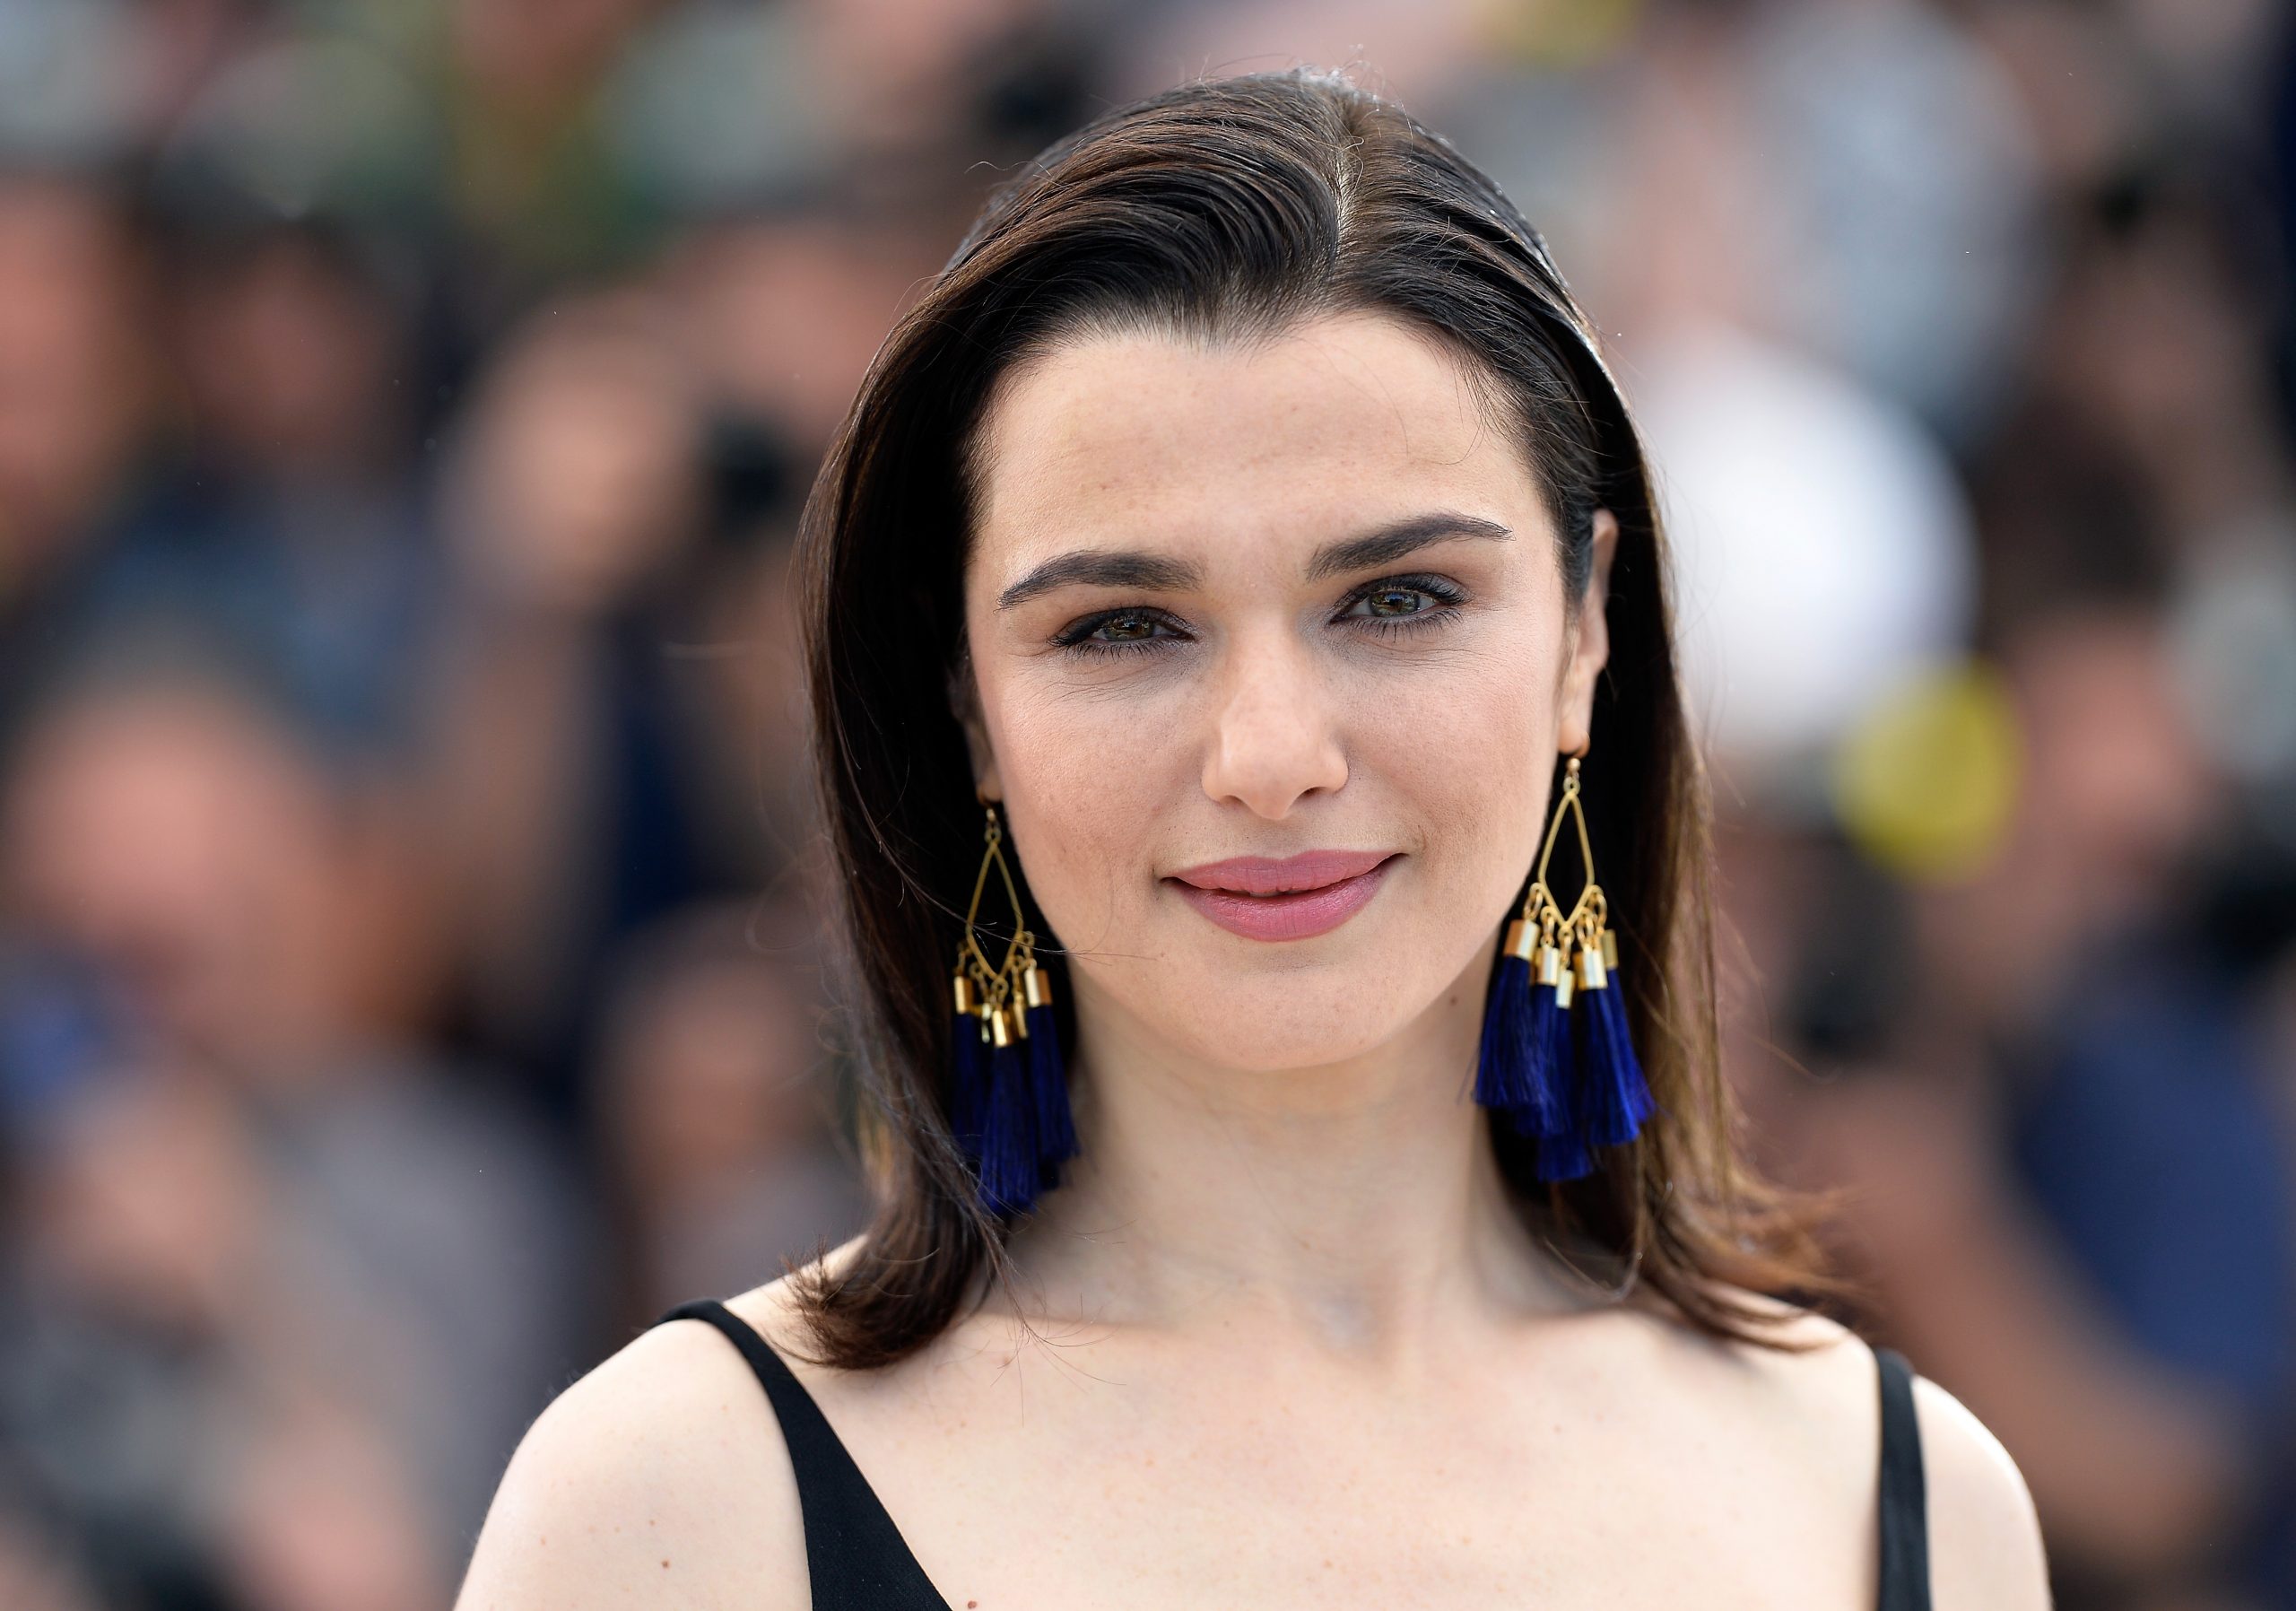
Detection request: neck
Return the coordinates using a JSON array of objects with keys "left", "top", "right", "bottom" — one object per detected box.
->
[{"left": 1010, "top": 945, "right": 1603, "bottom": 1357}]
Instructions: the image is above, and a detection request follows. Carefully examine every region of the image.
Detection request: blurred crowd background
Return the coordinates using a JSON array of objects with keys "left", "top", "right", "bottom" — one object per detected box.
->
[{"left": 0, "top": 0, "right": 2288, "bottom": 1607}]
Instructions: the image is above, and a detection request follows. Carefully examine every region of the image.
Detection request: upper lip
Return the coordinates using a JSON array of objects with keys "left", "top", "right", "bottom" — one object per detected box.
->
[{"left": 1167, "top": 849, "right": 1396, "bottom": 894}]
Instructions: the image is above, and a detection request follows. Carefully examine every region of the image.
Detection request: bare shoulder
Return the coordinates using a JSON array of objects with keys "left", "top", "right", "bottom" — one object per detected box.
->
[
  {"left": 452, "top": 1241, "right": 869, "bottom": 1611},
  {"left": 1641, "top": 1283, "right": 1880, "bottom": 1428},
  {"left": 1907, "top": 1370, "right": 2053, "bottom": 1609},
  {"left": 1657, "top": 1286, "right": 2050, "bottom": 1607}
]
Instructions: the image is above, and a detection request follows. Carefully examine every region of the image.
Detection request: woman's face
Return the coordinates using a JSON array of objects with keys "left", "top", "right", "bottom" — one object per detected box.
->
[{"left": 961, "top": 308, "right": 1615, "bottom": 1075}]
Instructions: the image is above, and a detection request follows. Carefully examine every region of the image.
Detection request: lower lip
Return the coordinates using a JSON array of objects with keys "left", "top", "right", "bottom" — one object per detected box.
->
[{"left": 1168, "top": 857, "right": 1398, "bottom": 943}]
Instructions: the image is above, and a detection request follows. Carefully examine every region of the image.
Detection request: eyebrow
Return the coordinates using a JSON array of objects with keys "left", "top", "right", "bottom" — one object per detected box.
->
[{"left": 995, "top": 509, "right": 1513, "bottom": 610}]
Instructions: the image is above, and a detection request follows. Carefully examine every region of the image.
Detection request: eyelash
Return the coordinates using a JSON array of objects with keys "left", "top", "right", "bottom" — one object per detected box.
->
[{"left": 1052, "top": 574, "right": 1467, "bottom": 659}]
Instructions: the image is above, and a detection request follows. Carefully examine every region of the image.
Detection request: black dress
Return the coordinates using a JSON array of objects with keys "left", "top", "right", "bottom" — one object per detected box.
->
[{"left": 650, "top": 1298, "right": 1933, "bottom": 1611}]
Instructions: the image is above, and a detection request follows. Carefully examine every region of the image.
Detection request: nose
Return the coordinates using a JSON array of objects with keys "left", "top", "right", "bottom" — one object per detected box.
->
[{"left": 1199, "top": 627, "right": 1349, "bottom": 819}]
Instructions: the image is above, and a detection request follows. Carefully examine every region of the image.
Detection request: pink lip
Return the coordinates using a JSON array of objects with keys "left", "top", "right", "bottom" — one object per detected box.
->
[{"left": 1165, "top": 849, "right": 1400, "bottom": 943}]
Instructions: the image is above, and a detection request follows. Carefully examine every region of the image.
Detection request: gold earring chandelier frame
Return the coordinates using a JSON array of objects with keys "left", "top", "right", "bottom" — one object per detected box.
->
[
  {"left": 1501, "top": 755, "right": 1619, "bottom": 1008},
  {"left": 951, "top": 804, "right": 1052, "bottom": 1048}
]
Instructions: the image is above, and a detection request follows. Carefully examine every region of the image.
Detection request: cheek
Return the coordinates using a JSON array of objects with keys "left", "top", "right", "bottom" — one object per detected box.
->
[
  {"left": 1346, "top": 638, "right": 1560, "bottom": 881},
  {"left": 980, "top": 679, "right": 1194, "bottom": 953}
]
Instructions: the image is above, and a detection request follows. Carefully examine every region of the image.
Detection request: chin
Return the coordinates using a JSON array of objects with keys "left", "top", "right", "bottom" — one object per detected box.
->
[{"left": 1094, "top": 945, "right": 1457, "bottom": 1075}]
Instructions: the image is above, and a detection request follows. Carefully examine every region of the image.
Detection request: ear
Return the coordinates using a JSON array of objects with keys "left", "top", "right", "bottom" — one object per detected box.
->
[
  {"left": 947, "top": 643, "right": 1003, "bottom": 802},
  {"left": 1555, "top": 507, "right": 1618, "bottom": 759}
]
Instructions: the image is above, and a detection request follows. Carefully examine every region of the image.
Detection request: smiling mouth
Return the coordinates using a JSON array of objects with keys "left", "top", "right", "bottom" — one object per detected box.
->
[
  {"left": 1168, "top": 849, "right": 1396, "bottom": 895},
  {"left": 1164, "top": 849, "right": 1401, "bottom": 941}
]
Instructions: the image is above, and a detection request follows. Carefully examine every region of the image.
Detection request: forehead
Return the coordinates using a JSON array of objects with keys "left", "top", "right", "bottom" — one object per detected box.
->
[{"left": 970, "top": 309, "right": 1541, "bottom": 560}]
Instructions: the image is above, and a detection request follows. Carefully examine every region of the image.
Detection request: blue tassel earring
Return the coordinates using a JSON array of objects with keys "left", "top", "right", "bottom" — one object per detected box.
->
[
  {"left": 950, "top": 802, "right": 1077, "bottom": 1215},
  {"left": 1020, "top": 961, "right": 1078, "bottom": 1189},
  {"left": 1475, "top": 753, "right": 1658, "bottom": 1179}
]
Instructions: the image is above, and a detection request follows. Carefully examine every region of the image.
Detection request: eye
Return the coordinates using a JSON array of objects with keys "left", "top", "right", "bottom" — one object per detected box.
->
[
  {"left": 1350, "top": 585, "right": 1437, "bottom": 618},
  {"left": 1054, "top": 606, "right": 1189, "bottom": 657},
  {"left": 1335, "top": 573, "right": 1465, "bottom": 634}
]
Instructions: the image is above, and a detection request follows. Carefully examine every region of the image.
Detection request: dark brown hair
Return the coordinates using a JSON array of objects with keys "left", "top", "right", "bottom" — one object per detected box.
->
[{"left": 788, "top": 65, "right": 1852, "bottom": 1367}]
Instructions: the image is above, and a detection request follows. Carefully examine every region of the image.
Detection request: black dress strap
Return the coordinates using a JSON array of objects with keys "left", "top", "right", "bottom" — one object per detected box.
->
[
  {"left": 654, "top": 1298, "right": 950, "bottom": 1611},
  {"left": 659, "top": 1297, "right": 1935, "bottom": 1609},
  {"left": 1873, "top": 1343, "right": 1934, "bottom": 1611}
]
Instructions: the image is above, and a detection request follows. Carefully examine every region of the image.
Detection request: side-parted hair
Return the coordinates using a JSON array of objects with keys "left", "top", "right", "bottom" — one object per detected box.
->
[{"left": 789, "top": 65, "right": 1853, "bottom": 1368}]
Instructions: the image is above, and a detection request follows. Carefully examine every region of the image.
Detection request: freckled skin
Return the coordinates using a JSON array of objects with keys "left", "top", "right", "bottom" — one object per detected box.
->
[{"left": 960, "top": 308, "right": 1613, "bottom": 1080}]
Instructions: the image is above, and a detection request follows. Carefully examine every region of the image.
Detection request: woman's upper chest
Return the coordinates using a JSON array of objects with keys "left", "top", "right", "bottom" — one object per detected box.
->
[{"left": 774, "top": 1315, "right": 1885, "bottom": 1611}]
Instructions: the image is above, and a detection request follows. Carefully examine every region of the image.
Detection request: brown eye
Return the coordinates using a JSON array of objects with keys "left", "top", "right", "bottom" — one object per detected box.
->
[
  {"left": 1344, "top": 585, "right": 1439, "bottom": 619},
  {"left": 1094, "top": 611, "right": 1164, "bottom": 640},
  {"left": 1055, "top": 605, "right": 1189, "bottom": 656},
  {"left": 1335, "top": 573, "right": 1466, "bottom": 634}
]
